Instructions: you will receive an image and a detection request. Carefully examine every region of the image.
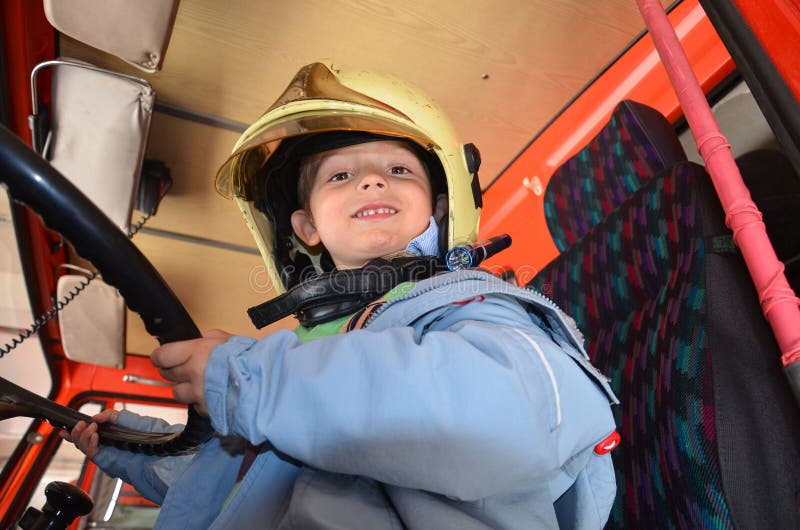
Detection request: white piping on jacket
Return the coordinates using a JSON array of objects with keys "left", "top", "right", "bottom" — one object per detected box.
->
[{"left": 511, "top": 328, "right": 562, "bottom": 427}]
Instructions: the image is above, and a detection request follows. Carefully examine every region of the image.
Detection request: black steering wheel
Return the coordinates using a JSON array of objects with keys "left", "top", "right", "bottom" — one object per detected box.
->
[{"left": 0, "top": 124, "right": 213, "bottom": 455}]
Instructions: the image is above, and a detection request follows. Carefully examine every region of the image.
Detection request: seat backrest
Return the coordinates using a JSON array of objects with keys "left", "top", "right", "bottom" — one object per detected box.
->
[
  {"left": 543, "top": 100, "right": 687, "bottom": 251},
  {"left": 529, "top": 162, "right": 800, "bottom": 529}
]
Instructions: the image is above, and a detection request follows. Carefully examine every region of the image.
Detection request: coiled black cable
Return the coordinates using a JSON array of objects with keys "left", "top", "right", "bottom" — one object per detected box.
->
[
  {"left": 1, "top": 211, "right": 152, "bottom": 358},
  {"left": 0, "top": 271, "right": 98, "bottom": 358}
]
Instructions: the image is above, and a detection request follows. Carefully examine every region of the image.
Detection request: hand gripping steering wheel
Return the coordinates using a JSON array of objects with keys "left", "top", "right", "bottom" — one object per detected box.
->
[{"left": 0, "top": 124, "right": 214, "bottom": 455}]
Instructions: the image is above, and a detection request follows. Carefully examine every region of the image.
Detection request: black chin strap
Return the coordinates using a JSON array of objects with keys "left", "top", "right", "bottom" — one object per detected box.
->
[
  {"left": 248, "top": 234, "right": 513, "bottom": 329},
  {"left": 248, "top": 256, "right": 442, "bottom": 328}
]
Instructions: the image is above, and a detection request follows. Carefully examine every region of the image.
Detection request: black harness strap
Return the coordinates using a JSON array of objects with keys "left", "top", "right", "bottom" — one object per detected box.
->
[{"left": 247, "top": 256, "right": 441, "bottom": 328}]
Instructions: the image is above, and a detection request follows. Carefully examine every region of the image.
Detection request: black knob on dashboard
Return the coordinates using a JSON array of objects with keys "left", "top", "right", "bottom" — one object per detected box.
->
[{"left": 18, "top": 481, "right": 93, "bottom": 530}]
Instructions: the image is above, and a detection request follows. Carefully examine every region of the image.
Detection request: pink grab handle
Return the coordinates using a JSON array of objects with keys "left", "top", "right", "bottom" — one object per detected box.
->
[{"left": 636, "top": 0, "right": 800, "bottom": 401}]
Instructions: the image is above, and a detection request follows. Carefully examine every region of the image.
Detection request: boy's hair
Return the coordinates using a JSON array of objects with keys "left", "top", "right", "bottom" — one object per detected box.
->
[{"left": 297, "top": 152, "right": 324, "bottom": 212}]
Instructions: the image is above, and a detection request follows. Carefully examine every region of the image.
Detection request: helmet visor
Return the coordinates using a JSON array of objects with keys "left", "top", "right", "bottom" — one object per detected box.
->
[
  {"left": 215, "top": 110, "right": 437, "bottom": 200},
  {"left": 215, "top": 62, "right": 439, "bottom": 200}
]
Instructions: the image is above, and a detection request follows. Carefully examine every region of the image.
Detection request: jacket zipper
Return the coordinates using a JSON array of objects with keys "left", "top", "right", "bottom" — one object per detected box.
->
[
  {"left": 361, "top": 272, "right": 575, "bottom": 343},
  {"left": 362, "top": 271, "right": 613, "bottom": 387}
]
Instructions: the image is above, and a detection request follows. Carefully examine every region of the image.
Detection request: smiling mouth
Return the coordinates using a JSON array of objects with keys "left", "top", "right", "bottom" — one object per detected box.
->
[{"left": 353, "top": 208, "right": 397, "bottom": 219}]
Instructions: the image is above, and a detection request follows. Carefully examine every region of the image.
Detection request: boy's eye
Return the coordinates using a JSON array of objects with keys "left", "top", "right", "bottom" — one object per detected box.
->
[
  {"left": 389, "top": 165, "right": 412, "bottom": 175},
  {"left": 329, "top": 172, "right": 352, "bottom": 182}
]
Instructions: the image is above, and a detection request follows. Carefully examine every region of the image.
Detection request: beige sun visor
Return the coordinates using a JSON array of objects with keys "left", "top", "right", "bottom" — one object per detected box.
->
[
  {"left": 43, "top": 0, "right": 180, "bottom": 73},
  {"left": 33, "top": 59, "right": 154, "bottom": 233},
  {"left": 57, "top": 275, "right": 125, "bottom": 368}
]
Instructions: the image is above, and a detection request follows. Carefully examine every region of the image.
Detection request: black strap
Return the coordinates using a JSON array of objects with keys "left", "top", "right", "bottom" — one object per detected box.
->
[{"left": 247, "top": 256, "right": 440, "bottom": 328}]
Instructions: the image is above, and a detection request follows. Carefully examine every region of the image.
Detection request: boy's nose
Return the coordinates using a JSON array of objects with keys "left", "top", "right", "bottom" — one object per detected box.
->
[{"left": 358, "top": 173, "right": 386, "bottom": 190}]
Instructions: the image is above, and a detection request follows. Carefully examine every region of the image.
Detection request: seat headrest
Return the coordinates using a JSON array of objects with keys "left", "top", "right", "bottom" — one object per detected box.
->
[{"left": 544, "top": 100, "right": 687, "bottom": 250}]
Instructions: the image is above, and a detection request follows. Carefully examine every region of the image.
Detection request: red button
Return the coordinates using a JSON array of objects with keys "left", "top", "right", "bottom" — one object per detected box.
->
[{"left": 594, "top": 430, "right": 621, "bottom": 454}]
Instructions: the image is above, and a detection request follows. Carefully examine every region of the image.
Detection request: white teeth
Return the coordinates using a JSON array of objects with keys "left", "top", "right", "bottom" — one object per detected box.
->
[{"left": 354, "top": 208, "right": 397, "bottom": 218}]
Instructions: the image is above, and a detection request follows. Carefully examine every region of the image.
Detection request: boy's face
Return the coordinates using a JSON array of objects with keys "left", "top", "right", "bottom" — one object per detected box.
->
[{"left": 290, "top": 140, "right": 435, "bottom": 269}]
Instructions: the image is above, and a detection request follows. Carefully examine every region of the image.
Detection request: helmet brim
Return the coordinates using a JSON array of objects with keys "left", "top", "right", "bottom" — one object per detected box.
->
[{"left": 215, "top": 106, "right": 439, "bottom": 201}]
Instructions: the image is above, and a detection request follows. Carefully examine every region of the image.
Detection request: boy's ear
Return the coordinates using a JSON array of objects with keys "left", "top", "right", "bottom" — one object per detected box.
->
[
  {"left": 433, "top": 193, "right": 448, "bottom": 223},
  {"left": 290, "top": 209, "right": 321, "bottom": 247}
]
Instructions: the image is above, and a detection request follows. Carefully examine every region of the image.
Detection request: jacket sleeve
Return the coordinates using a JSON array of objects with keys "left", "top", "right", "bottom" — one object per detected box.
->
[
  {"left": 204, "top": 295, "right": 615, "bottom": 501},
  {"left": 92, "top": 410, "right": 193, "bottom": 504}
]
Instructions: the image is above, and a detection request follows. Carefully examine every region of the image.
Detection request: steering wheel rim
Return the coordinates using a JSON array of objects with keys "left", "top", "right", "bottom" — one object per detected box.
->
[{"left": 0, "top": 124, "right": 213, "bottom": 455}]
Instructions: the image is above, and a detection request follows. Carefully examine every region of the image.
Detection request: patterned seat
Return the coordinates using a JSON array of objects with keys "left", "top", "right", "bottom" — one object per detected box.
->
[
  {"left": 543, "top": 100, "right": 687, "bottom": 251},
  {"left": 529, "top": 162, "right": 800, "bottom": 529}
]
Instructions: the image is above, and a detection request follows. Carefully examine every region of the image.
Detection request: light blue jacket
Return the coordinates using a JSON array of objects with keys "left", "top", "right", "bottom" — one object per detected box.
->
[{"left": 94, "top": 270, "right": 618, "bottom": 529}]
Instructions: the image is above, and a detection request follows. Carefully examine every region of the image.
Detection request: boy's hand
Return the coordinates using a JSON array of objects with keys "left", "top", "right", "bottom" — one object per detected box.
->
[
  {"left": 150, "top": 330, "right": 232, "bottom": 416},
  {"left": 59, "top": 408, "right": 119, "bottom": 458}
]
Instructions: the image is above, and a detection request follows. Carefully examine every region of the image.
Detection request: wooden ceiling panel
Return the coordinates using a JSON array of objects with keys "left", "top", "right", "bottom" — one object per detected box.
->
[
  {"left": 53, "top": 0, "right": 675, "bottom": 355},
  {"left": 58, "top": 0, "right": 673, "bottom": 185}
]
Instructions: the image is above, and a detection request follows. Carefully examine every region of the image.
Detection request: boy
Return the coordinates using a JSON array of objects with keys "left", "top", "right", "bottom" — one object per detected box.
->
[{"left": 65, "top": 63, "right": 618, "bottom": 529}]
